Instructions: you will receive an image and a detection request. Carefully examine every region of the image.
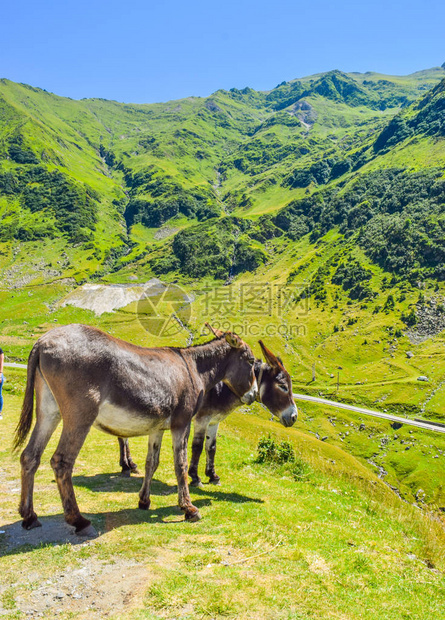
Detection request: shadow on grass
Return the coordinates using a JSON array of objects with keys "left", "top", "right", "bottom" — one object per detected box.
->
[
  {"left": 72, "top": 473, "right": 177, "bottom": 496},
  {"left": 0, "top": 482, "right": 264, "bottom": 557},
  {"left": 72, "top": 473, "right": 264, "bottom": 506},
  {"left": 0, "top": 500, "right": 211, "bottom": 557}
]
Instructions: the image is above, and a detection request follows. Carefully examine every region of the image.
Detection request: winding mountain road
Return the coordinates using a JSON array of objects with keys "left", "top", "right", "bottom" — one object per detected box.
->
[{"left": 292, "top": 393, "right": 445, "bottom": 434}]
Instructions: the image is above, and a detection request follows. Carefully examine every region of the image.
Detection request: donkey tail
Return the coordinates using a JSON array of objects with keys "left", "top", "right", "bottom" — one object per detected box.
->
[{"left": 13, "top": 343, "right": 40, "bottom": 452}]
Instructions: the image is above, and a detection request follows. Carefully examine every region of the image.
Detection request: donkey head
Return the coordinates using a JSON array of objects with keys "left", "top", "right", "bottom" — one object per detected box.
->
[
  {"left": 206, "top": 323, "right": 257, "bottom": 404},
  {"left": 257, "top": 340, "right": 298, "bottom": 428}
]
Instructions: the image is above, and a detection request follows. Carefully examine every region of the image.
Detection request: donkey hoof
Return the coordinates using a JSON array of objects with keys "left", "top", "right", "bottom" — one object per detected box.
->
[
  {"left": 22, "top": 517, "right": 42, "bottom": 530},
  {"left": 121, "top": 469, "right": 131, "bottom": 477},
  {"left": 131, "top": 468, "right": 141, "bottom": 475},
  {"left": 190, "top": 479, "right": 203, "bottom": 488},
  {"left": 138, "top": 500, "right": 150, "bottom": 510},
  {"left": 209, "top": 477, "right": 221, "bottom": 486},
  {"left": 185, "top": 510, "right": 201, "bottom": 522},
  {"left": 73, "top": 516, "right": 92, "bottom": 533},
  {"left": 76, "top": 524, "right": 97, "bottom": 538}
]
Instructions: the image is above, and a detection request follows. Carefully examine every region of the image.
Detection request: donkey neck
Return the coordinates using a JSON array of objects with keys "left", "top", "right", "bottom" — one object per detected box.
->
[{"left": 180, "top": 339, "right": 232, "bottom": 392}]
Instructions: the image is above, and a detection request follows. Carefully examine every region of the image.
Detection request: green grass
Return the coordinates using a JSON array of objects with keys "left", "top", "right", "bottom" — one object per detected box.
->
[
  {"left": 2, "top": 222, "right": 445, "bottom": 504},
  {"left": 0, "top": 391, "right": 444, "bottom": 619},
  {"left": 1, "top": 68, "right": 445, "bottom": 535}
]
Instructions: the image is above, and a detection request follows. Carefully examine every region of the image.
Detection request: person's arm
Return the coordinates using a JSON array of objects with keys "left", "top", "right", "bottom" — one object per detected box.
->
[{"left": 0, "top": 352, "right": 4, "bottom": 377}]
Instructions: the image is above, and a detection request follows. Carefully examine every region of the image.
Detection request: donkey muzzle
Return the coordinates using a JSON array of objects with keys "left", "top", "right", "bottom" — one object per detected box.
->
[
  {"left": 280, "top": 404, "right": 298, "bottom": 428},
  {"left": 240, "top": 379, "right": 258, "bottom": 405}
]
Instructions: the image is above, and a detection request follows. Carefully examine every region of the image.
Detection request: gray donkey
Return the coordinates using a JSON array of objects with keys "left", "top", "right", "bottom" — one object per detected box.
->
[
  {"left": 14, "top": 323, "right": 257, "bottom": 534},
  {"left": 118, "top": 338, "right": 298, "bottom": 487}
]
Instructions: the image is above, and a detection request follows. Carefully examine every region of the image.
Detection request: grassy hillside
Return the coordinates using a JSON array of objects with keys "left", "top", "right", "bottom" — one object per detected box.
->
[
  {"left": 1, "top": 66, "right": 445, "bottom": 514},
  {"left": 0, "top": 388, "right": 444, "bottom": 618}
]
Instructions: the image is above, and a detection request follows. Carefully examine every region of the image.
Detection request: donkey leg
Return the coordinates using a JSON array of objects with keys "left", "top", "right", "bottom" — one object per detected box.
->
[
  {"left": 205, "top": 423, "right": 221, "bottom": 484},
  {"left": 20, "top": 379, "right": 61, "bottom": 530},
  {"left": 188, "top": 419, "right": 208, "bottom": 488},
  {"left": 50, "top": 418, "right": 95, "bottom": 535},
  {"left": 119, "top": 438, "right": 139, "bottom": 476},
  {"left": 138, "top": 430, "right": 164, "bottom": 510},
  {"left": 118, "top": 437, "right": 129, "bottom": 476},
  {"left": 172, "top": 424, "right": 201, "bottom": 521},
  {"left": 126, "top": 439, "right": 140, "bottom": 474}
]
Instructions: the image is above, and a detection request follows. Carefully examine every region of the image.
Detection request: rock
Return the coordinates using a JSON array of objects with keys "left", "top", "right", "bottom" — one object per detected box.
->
[
  {"left": 406, "top": 351, "right": 414, "bottom": 358},
  {"left": 391, "top": 422, "right": 403, "bottom": 430},
  {"left": 415, "top": 488, "right": 426, "bottom": 502},
  {"left": 359, "top": 423, "right": 365, "bottom": 431},
  {"left": 417, "top": 376, "right": 429, "bottom": 382},
  {"left": 321, "top": 436, "right": 328, "bottom": 441},
  {"left": 205, "top": 99, "right": 222, "bottom": 112}
]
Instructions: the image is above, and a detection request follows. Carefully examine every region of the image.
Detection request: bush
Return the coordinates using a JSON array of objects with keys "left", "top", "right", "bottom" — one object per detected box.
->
[
  {"left": 401, "top": 308, "right": 417, "bottom": 326},
  {"left": 384, "top": 294, "right": 395, "bottom": 311},
  {"left": 256, "top": 435, "right": 309, "bottom": 480},
  {"left": 285, "top": 169, "right": 315, "bottom": 189},
  {"left": 332, "top": 259, "right": 373, "bottom": 300},
  {"left": 256, "top": 435, "right": 295, "bottom": 464}
]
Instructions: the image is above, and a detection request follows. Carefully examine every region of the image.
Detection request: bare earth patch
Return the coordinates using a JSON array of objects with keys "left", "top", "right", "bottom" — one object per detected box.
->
[
  {"left": 59, "top": 280, "right": 162, "bottom": 316},
  {"left": 9, "top": 557, "right": 151, "bottom": 619},
  {"left": 0, "top": 466, "right": 152, "bottom": 619}
]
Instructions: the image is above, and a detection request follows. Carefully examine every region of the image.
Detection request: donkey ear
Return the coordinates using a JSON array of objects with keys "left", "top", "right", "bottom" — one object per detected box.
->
[
  {"left": 225, "top": 332, "right": 243, "bottom": 348},
  {"left": 205, "top": 322, "right": 224, "bottom": 338},
  {"left": 258, "top": 340, "right": 283, "bottom": 369}
]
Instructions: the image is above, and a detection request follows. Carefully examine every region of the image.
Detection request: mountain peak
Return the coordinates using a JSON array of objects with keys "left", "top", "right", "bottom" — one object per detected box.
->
[{"left": 303, "top": 70, "right": 378, "bottom": 108}]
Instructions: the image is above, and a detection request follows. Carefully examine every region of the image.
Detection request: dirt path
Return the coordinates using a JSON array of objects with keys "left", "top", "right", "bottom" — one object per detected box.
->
[
  {"left": 2, "top": 552, "right": 151, "bottom": 618},
  {"left": 0, "top": 498, "right": 152, "bottom": 618}
]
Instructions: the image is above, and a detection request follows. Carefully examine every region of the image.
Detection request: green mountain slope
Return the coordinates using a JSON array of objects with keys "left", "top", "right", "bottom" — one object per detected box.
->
[
  {"left": 1, "top": 387, "right": 444, "bottom": 618},
  {"left": 1, "top": 67, "right": 445, "bottom": 509}
]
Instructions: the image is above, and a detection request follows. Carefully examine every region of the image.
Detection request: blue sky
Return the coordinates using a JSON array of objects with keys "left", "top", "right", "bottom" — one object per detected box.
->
[{"left": 2, "top": 0, "right": 444, "bottom": 103}]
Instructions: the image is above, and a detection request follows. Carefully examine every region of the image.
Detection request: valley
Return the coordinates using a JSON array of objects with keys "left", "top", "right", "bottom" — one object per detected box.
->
[{"left": 1, "top": 64, "right": 445, "bottom": 524}]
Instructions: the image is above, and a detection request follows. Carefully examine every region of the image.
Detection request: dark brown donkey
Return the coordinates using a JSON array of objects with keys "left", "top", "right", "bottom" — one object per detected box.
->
[
  {"left": 118, "top": 340, "right": 298, "bottom": 487},
  {"left": 13, "top": 324, "right": 257, "bottom": 535}
]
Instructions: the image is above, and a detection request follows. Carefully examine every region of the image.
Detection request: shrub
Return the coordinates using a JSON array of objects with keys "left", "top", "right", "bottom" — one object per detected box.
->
[
  {"left": 401, "top": 308, "right": 417, "bottom": 326},
  {"left": 256, "top": 435, "right": 295, "bottom": 464},
  {"left": 384, "top": 294, "right": 395, "bottom": 311},
  {"left": 256, "top": 435, "right": 309, "bottom": 481}
]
